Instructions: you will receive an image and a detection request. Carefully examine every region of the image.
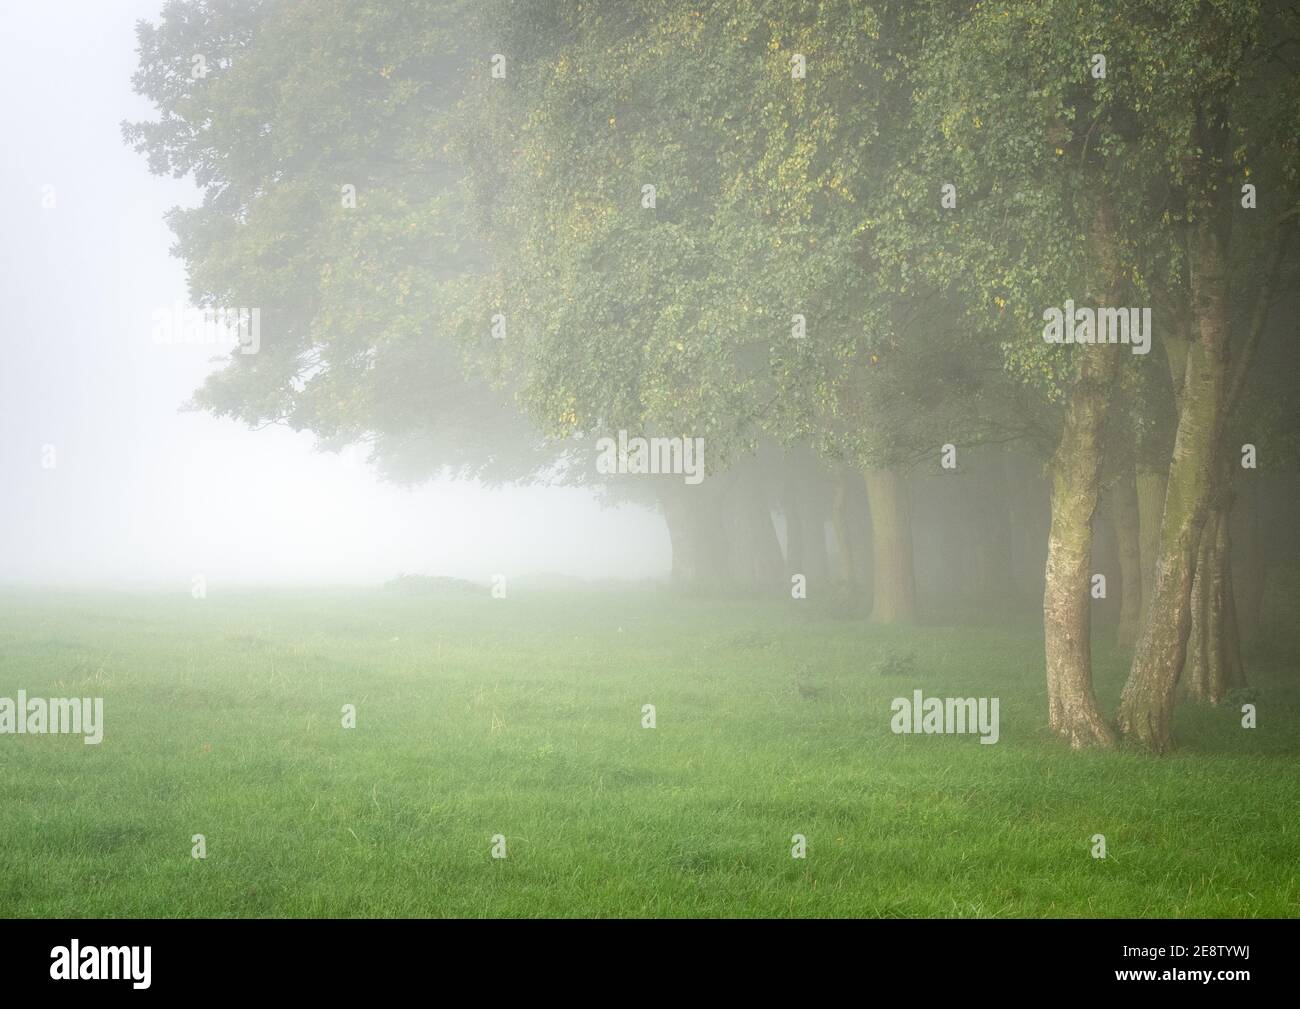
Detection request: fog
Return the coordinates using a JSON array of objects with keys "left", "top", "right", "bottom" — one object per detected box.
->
[
  {"left": 1, "top": 0, "right": 1295, "bottom": 931},
  {"left": 0, "top": 0, "right": 667, "bottom": 588}
]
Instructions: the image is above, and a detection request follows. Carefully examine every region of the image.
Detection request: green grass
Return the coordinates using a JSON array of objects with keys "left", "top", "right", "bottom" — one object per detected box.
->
[{"left": 0, "top": 586, "right": 1297, "bottom": 917}]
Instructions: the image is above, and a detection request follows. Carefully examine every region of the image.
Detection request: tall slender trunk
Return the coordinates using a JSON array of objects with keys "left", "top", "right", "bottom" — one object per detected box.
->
[
  {"left": 1043, "top": 341, "right": 1120, "bottom": 747},
  {"left": 1118, "top": 217, "right": 1232, "bottom": 751},
  {"left": 1041, "top": 189, "right": 1127, "bottom": 748},
  {"left": 863, "top": 468, "right": 916, "bottom": 624},
  {"left": 1109, "top": 465, "right": 1142, "bottom": 650}
]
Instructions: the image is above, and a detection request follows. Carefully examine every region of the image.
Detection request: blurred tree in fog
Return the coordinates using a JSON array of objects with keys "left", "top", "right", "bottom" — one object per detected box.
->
[{"left": 124, "top": 0, "right": 573, "bottom": 487}]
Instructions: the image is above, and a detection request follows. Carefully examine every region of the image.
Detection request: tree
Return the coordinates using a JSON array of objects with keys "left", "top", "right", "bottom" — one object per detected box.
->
[
  {"left": 125, "top": 0, "right": 571, "bottom": 494},
  {"left": 455, "top": 1, "right": 951, "bottom": 610},
  {"left": 1116, "top": 0, "right": 1300, "bottom": 750},
  {"left": 895, "top": 0, "right": 1167, "bottom": 746}
]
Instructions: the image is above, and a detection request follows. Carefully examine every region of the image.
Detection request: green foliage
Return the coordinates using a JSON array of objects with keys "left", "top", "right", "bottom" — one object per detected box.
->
[
  {"left": 126, "top": 0, "right": 1300, "bottom": 484},
  {"left": 125, "top": 0, "right": 567, "bottom": 484}
]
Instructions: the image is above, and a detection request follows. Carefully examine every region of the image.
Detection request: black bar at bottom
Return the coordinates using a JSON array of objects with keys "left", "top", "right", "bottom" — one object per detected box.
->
[{"left": 0, "top": 918, "right": 1289, "bottom": 995}]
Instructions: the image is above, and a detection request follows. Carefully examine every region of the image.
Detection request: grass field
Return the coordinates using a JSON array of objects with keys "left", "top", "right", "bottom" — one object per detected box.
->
[{"left": 1, "top": 586, "right": 1297, "bottom": 918}]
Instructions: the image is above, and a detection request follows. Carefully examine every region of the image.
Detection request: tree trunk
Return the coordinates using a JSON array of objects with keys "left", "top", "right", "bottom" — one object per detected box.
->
[
  {"left": 1135, "top": 467, "right": 1167, "bottom": 621},
  {"left": 1109, "top": 465, "right": 1142, "bottom": 650},
  {"left": 1043, "top": 342, "right": 1119, "bottom": 748},
  {"left": 1187, "top": 501, "right": 1247, "bottom": 704},
  {"left": 863, "top": 468, "right": 916, "bottom": 623},
  {"left": 1117, "top": 218, "right": 1231, "bottom": 752}
]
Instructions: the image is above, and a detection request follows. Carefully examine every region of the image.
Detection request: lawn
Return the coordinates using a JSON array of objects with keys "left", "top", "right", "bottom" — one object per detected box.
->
[{"left": 0, "top": 586, "right": 1297, "bottom": 917}]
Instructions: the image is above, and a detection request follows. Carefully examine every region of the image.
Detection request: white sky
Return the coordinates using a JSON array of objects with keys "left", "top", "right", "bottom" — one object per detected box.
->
[{"left": 0, "top": 0, "right": 667, "bottom": 588}]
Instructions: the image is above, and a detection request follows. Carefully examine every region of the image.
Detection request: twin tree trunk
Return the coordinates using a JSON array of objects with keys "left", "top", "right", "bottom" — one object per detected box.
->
[{"left": 1117, "top": 217, "right": 1232, "bottom": 752}]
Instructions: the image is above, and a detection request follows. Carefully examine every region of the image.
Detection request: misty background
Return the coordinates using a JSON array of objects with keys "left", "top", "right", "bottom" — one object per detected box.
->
[{"left": 0, "top": 0, "right": 665, "bottom": 587}]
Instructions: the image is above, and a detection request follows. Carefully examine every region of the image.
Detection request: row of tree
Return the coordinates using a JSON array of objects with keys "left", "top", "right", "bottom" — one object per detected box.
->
[{"left": 127, "top": 0, "right": 1300, "bottom": 752}]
